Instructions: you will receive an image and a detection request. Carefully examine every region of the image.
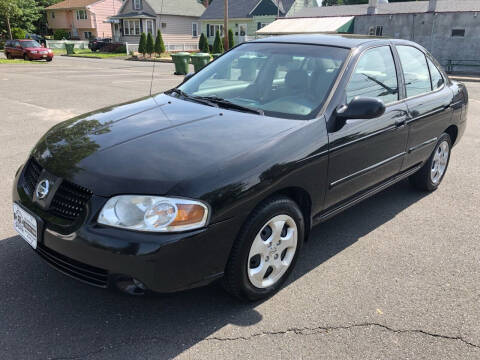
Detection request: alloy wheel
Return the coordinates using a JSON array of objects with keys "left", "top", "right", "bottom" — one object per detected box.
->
[
  {"left": 247, "top": 214, "right": 298, "bottom": 289},
  {"left": 431, "top": 140, "right": 449, "bottom": 184}
]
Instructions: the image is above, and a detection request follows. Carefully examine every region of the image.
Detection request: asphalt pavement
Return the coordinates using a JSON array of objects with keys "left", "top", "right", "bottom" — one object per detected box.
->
[{"left": 0, "top": 56, "right": 479, "bottom": 360}]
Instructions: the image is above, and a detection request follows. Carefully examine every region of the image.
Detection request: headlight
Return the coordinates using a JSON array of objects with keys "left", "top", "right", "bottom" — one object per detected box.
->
[
  {"left": 30, "top": 50, "right": 38, "bottom": 54},
  {"left": 98, "top": 196, "right": 209, "bottom": 232}
]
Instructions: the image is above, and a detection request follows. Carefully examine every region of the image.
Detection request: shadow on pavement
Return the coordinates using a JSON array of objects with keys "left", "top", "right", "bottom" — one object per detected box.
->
[{"left": 0, "top": 179, "right": 427, "bottom": 359}]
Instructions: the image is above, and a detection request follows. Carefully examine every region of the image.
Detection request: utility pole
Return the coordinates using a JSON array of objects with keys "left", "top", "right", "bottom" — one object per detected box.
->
[
  {"left": 277, "top": 0, "right": 280, "bottom": 18},
  {"left": 224, "top": 0, "right": 229, "bottom": 50}
]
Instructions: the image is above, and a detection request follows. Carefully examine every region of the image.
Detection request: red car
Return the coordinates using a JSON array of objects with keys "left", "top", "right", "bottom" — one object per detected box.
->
[{"left": 4, "top": 39, "right": 53, "bottom": 62}]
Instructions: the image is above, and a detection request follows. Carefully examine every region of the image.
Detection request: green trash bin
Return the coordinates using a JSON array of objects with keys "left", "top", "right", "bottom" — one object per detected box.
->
[
  {"left": 212, "top": 53, "right": 222, "bottom": 59},
  {"left": 171, "top": 52, "right": 191, "bottom": 75},
  {"left": 65, "top": 43, "right": 75, "bottom": 55},
  {"left": 190, "top": 53, "right": 211, "bottom": 72}
]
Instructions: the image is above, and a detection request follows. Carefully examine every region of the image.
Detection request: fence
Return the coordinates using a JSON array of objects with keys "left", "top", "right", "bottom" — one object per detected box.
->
[
  {"left": 46, "top": 40, "right": 89, "bottom": 50},
  {"left": 445, "top": 60, "right": 480, "bottom": 74},
  {"left": 125, "top": 42, "right": 198, "bottom": 54}
]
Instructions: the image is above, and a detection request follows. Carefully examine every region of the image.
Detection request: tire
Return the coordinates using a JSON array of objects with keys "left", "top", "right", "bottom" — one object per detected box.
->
[
  {"left": 6, "top": 52, "right": 12, "bottom": 59},
  {"left": 223, "top": 196, "right": 305, "bottom": 301},
  {"left": 46, "top": 58, "right": 52, "bottom": 62},
  {"left": 23, "top": 54, "right": 30, "bottom": 61},
  {"left": 409, "top": 133, "right": 452, "bottom": 191}
]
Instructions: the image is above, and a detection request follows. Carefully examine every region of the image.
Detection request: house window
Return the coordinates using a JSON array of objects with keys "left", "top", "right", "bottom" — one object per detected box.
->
[
  {"left": 51, "top": 12, "right": 55, "bottom": 19},
  {"left": 133, "top": 0, "right": 142, "bottom": 10},
  {"left": 375, "top": 25, "right": 383, "bottom": 36},
  {"left": 161, "top": 22, "right": 167, "bottom": 28},
  {"left": 124, "top": 19, "right": 141, "bottom": 35},
  {"left": 257, "top": 22, "right": 268, "bottom": 30},
  {"left": 451, "top": 29, "right": 465, "bottom": 37},
  {"left": 84, "top": 31, "right": 92, "bottom": 39},
  {"left": 145, "top": 19, "right": 154, "bottom": 34},
  {"left": 208, "top": 24, "right": 223, "bottom": 37},
  {"left": 76, "top": 10, "right": 87, "bottom": 20},
  {"left": 192, "top": 23, "right": 198, "bottom": 37}
]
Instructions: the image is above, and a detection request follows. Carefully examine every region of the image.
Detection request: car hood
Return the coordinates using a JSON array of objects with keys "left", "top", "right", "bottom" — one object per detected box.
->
[
  {"left": 24, "top": 47, "right": 49, "bottom": 51},
  {"left": 32, "top": 94, "right": 301, "bottom": 197}
]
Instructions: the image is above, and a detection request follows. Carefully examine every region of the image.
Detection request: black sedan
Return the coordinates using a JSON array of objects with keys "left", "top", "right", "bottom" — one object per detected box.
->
[{"left": 12, "top": 35, "right": 468, "bottom": 301}]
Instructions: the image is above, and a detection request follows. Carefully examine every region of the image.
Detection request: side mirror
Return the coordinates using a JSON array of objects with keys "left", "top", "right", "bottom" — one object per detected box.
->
[
  {"left": 336, "top": 97, "right": 386, "bottom": 120},
  {"left": 184, "top": 72, "right": 195, "bottom": 82}
]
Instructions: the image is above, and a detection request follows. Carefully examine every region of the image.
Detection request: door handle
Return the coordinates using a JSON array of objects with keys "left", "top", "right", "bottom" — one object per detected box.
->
[{"left": 395, "top": 118, "right": 407, "bottom": 127}]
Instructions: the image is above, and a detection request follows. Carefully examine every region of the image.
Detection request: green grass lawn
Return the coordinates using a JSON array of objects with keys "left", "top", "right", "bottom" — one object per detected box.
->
[
  {"left": 0, "top": 59, "right": 46, "bottom": 64},
  {"left": 52, "top": 48, "right": 126, "bottom": 58}
]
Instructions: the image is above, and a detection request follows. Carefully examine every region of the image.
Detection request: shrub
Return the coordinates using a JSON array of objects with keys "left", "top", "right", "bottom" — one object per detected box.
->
[
  {"left": 11, "top": 28, "right": 26, "bottom": 40},
  {"left": 198, "top": 33, "right": 208, "bottom": 53},
  {"left": 228, "top": 29, "right": 234, "bottom": 49},
  {"left": 53, "top": 29, "right": 69, "bottom": 40},
  {"left": 0, "top": 40, "right": 5, "bottom": 50},
  {"left": 155, "top": 29, "right": 166, "bottom": 55},
  {"left": 213, "top": 30, "right": 224, "bottom": 54},
  {"left": 138, "top": 32, "right": 147, "bottom": 56},
  {"left": 146, "top": 32, "right": 154, "bottom": 56},
  {"left": 113, "top": 44, "right": 126, "bottom": 53}
]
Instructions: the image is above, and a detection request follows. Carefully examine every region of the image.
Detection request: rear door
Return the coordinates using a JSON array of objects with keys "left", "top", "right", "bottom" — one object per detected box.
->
[
  {"left": 325, "top": 45, "right": 409, "bottom": 208},
  {"left": 396, "top": 45, "right": 454, "bottom": 169}
]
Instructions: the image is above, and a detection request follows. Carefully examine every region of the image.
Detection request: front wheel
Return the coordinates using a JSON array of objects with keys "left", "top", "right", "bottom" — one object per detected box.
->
[
  {"left": 23, "top": 54, "right": 31, "bottom": 61},
  {"left": 223, "top": 196, "right": 304, "bottom": 301},
  {"left": 409, "top": 133, "right": 452, "bottom": 191}
]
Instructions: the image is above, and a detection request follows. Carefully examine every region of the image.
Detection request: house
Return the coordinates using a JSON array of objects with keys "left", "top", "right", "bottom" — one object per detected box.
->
[
  {"left": 199, "top": 0, "right": 318, "bottom": 45},
  {"left": 46, "top": 0, "right": 122, "bottom": 40},
  {"left": 259, "top": 0, "right": 480, "bottom": 71},
  {"left": 108, "top": 0, "right": 206, "bottom": 51}
]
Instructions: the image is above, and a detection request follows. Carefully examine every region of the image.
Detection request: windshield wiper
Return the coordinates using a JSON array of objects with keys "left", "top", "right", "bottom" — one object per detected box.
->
[
  {"left": 196, "top": 96, "right": 264, "bottom": 115},
  {"left": 166, "top": 88, "right": 219, "bottom": 108}
]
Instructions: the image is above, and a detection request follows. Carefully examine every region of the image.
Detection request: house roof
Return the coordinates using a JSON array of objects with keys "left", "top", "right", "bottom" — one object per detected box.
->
[
  {"left": 46, "top": 0, "right": 98, "bottom": 10},
  {"left": 291, "top": 0, "right": 480, "bottom": 18},
  {"left": 110, "top": 11, "right": 155, "bottom": 19},
  {"left": 145, "top": 0, "right": 206, "bottom": 17},
  {"left": 200, "top": 0, "right": 296, "bottom": 20}
]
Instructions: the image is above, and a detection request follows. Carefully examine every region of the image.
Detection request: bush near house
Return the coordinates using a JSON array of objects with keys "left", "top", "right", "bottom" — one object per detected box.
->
[
  {"left": 155, "top": 29, "right": 165, "bottom": 55},
  {"left": 138, "top": 32, "right": 147, "bottom": 56},
  {"left": 11, "top": 28, "right": 26, "bottom": 39},
  {"left": 53, "top": 29, "right": 69, "bottom": 40},
  {"left": 228, "top": 29, "right": 234, "bottom": 49},
  {"left": 198, "top": 33, "right": 208, "bottom": 53},
  {"left": 146, "top": 32, "right": 154, "bottom": 56},
  {"left": 213, "top": 30, "right": 224, "bottom": 54}
]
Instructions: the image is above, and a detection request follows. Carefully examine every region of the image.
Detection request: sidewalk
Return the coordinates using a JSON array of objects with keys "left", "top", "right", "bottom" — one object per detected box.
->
[{"left": 449, "top": 74, "right": 480, "bottom": 83}]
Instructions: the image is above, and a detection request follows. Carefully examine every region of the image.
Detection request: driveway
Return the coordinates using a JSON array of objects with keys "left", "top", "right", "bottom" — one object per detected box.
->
[{"left": 0, "top": 56, "right": 479, "bottom": 360}]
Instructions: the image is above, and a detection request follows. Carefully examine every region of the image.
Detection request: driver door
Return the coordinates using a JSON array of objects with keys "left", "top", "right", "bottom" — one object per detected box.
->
[{"left": 325, "top": 45, "right": 409, "bottom": 208}]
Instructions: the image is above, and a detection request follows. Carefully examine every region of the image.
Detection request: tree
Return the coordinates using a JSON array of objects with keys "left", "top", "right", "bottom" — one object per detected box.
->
[
  {"left": 0, "top": 0, "right": 21, "bottom": 39},
  {"left": 212, "top": 29, "right": 223, "bottom": 54},
  {"left": 228, "top": 28, "right": 234, "bottom": 49},
  {"left": 198, "top": 32, "right": 208, "bottom": 53},
  {"left": 154, "top": 29, "right": 165, "bottom": 55},
  {"left": 146, "top": 31, "right": 154, "bottom": 56},
  {"left": 138, "top": 32, "right": 146, "bottom": 56}
]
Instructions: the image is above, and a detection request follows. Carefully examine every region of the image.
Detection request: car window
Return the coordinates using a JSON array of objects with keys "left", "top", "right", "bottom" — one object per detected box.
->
[
  {"left": 14, "top": 41, "right": 20, "bottom": 47},
  {"left": 346, "top": 46, "right": 399, "bottom": 105},
  {"left": 397, "top": 46, "right": 432, "bottom": 97},
  {"left": 178, "top": 43, "right": 349, "bottom": 120},
  {"left": 20, "top": 40, "right": 41, "bottom": 48},
  {"left": 427, "top": 58, "right": 444, "bottom": 90}
]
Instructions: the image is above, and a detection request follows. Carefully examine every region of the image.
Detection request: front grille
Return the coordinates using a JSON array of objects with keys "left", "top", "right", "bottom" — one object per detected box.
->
[
  {"left": 50, "top": 181, "right": 93, "bottom": 220},
  {"left": 36, "top": 243, "right": 109, "bottom": 287},
  {"left": 22, "top": 158, "right": 93, "bottom": 221},
  {"left": 23, "top": 158, "right": 42, "bottom": 196}
]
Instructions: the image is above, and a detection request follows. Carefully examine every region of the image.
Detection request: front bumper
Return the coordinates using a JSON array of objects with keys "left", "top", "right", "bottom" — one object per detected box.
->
[
  {"left": 12, "top": 163, "right": 240, "bottom": 293},
  {"left": 28, "top": 53, "right": 53, "bottom": 60}
]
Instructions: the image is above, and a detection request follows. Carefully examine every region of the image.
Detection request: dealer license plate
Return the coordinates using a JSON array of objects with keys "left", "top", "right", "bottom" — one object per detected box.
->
[{"left": 13, "top": 203, "right": 38, "bottom": 249}]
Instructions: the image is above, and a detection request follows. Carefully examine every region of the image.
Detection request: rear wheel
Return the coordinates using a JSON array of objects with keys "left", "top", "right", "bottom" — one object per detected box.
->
[
  {"left": 409, "top": 133, "right": 452, "bottom": 191},
  {"left": 223, "top": 196, "right": 304, "bottom": 301},
  {"left": 6, "top": 52, "right": 12, "bottom": 59}
]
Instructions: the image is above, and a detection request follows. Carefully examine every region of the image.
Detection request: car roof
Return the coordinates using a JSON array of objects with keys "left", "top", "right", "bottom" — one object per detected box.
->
[{"left": 252, "top": 34, "right": 415, "bottom": 49}]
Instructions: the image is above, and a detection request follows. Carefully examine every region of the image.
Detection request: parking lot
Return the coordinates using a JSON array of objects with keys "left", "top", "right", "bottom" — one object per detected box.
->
[{"left": 0, "top": 56, "right": 479, "bottom": 359}]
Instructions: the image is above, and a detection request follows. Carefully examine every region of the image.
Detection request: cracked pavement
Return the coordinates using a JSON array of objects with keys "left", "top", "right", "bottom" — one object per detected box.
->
[{"left": 0, "top": 56, "right": 479, "bottom": 359}]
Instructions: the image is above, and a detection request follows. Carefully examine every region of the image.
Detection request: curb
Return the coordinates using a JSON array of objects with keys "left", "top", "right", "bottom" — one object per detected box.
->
[
  {"left": 61, "top": 54, "right": 128, "bottom": 60},
  {"left": 126, "top": 57, "right": 173, "bottom": 63}
]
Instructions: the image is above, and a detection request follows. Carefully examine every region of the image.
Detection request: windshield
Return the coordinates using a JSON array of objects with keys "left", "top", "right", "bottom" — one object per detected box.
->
[
  {"left": 177, "top": 42, "right": 349, "bottom": 119},
  {"left": 21, "top": 40, "right": 41, "bottom": 48}
]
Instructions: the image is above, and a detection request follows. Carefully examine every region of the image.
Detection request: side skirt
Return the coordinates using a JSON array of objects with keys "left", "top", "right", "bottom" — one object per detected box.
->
[{"left": 312, "top": 163, "right": 423, "bottom": 226}]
